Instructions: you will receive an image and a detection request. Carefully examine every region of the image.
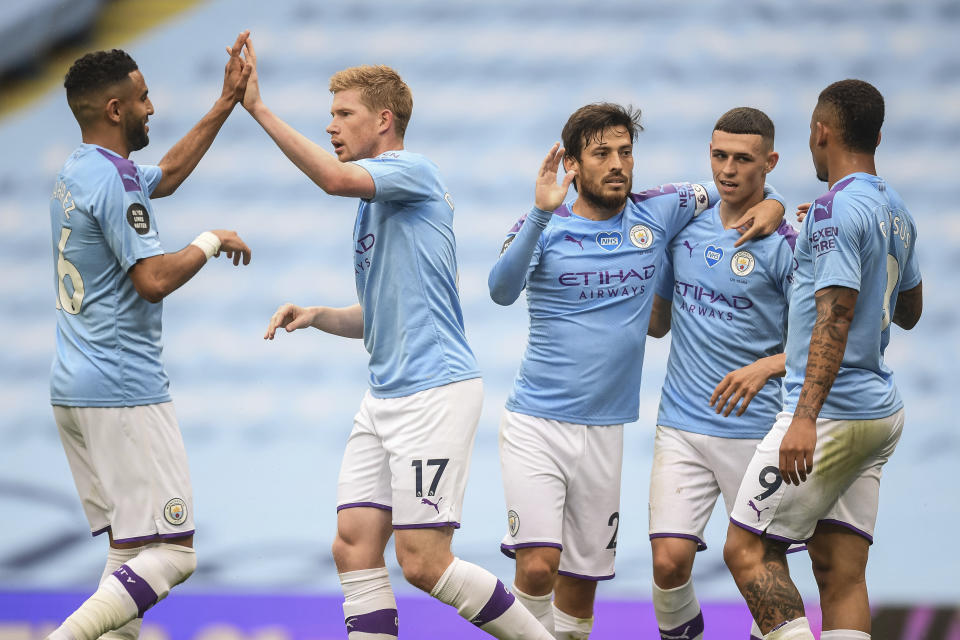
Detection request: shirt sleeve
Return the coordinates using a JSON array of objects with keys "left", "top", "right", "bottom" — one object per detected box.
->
[
  {"left": 138, "top": 164, "right": 163, "bottom": 196},
  {"left": 811, "top": 192, "right": 863, "bottom": 292},
  {"left": 655, "top": 242, "right": 676, "bottom": 300},
  {"left": 900, "top": 228, "right": 921, "bottom": 291},
  {"left": 773, "top": 236, "right": 797, "bottom": 304},
  {"left": 353, "top": 153, "right": 436, "bottom": 203},
  {"left": 92, "top": 172, "right": 165, "bottom": 272},
  {"left": 488, "top": 207, "right": 551, "bottom": 305}
]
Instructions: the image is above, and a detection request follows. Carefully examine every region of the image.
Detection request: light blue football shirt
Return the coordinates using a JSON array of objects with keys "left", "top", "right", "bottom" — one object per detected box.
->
[
  {"left": 784, "top": 173, "right": 920, "bottom": 419},
  {"left": 656, "top": 204, "right": 796, "bottom": 438},
  {"left": 488, "top": 183, "right": 715, "bottom": 425},
  {"left": 352, "top": 150, "right": 480, "bottom": 398},
  {"left": 49, "top": 144, "right": 168, "bottom": 407}
]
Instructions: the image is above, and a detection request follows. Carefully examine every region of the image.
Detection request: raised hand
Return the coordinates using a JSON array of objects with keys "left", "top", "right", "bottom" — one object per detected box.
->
[
  {"left": 222, "top": 30, "right": 251, "bottom": 104},
  {"left": 795, "top": 202, "right": 811, "bottom": 223},
  {"left": 535, "top": 143, "right": 576, "bottom": 212},
  {"left": 210, "top": 229, "right": 251, "bottom": 265},
  {"left": 264, "top": 303, "right": 316, "bottom": 340},
  {"left": 239, "top": 35, "right": 262, "bottom": 112}
]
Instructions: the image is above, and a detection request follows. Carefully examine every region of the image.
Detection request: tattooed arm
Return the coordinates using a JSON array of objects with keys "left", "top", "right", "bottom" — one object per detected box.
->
[
  {"left": 893, "top": 282, "right": 922, "bottom": 330},
  {"left": 779, "top": 285, "right": 858, "bottom": 485}
]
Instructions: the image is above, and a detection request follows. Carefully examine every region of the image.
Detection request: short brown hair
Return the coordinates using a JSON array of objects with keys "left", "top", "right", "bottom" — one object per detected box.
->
[
  {"left": 329, "top": 65, "right": 413, "bottom": 138},
  {"left": 561, "top": 103, "right": 643, "bottom": 162},
  {"left": 714, "top": 107, "right": 775, "bottom": 148}
]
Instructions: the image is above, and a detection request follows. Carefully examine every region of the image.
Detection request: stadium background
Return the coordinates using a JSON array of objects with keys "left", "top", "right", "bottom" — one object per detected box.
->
[{"left": 1, "top": 0, "right": 957, "bottom": 638}]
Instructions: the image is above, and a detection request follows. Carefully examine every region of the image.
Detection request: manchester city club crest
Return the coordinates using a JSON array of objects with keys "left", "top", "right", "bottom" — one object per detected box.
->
[
  {"left": 629, "top": 224, "right": 654, "bottom": 249},
  {"left": 508, "top": 509, "right": 520, "bottom": 536},
  {"left": 164, "top": 497, "right": 187, "bottom": 526},
  {"left": 731, "top": 250, "right": 756, "bottom": 276}
]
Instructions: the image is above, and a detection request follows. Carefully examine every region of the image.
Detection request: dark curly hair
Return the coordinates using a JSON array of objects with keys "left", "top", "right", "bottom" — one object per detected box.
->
[
  {"left": 64, "top": 49, "right": 139, "bottom": 122},
  {"left": 561, "top": 102, "right": 643, "bottom": 162},
  {"left": 816, "top": 79, "right": 884, "bottom": 154}
]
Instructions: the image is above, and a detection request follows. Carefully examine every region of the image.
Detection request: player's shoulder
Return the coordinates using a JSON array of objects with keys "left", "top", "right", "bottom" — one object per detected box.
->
[
  {"left": 62, "top": 144, "right": 136, "bottom": 194},
  {"left": 630, "top": 182, "right": 681, "bottom": 206},
  {"left": 809, "top": 174, "right": 866, "bottom": 224},
  {"left": 365, "top": 149, "right": 437, "bottom": 173},
  {"left": 762, "top": 219, "right": 799, "bottom": 255}
]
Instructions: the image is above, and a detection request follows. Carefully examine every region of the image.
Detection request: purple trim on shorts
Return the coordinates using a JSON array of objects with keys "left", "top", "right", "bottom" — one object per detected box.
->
[
  {"left": 660, "top": 611, "right": 704, "bottom": 639},
  {"left": 112, "top": 564, "right": 158, "bottom": 616},
  {"left": 469, "top": 580, "right": 515, "bottom": 626},
  {"left": 818, "top": 518, "right": 874, "bottom": 544},
  {"left": 649, "top": 532, "right": 707, "bottom": 552},
  {"left": 557, "top": 569, "right": 615, "bottom": 582},
  {"left": 786, "top": 544, "right": 808, "bottom": 554},
  {"left": 729, "top": 517, "right": 807, "bottom": 545},
  {"left": 344, "top": 608, "right": 398, "bottom": 635},
  {"left": 750, "top": 635, "right": 764, "bottom": 640},
  {"left": 393, "top": 522, "right": 460, "bottom": 530},
  {"left": 91, "top": 525, "right": 111, "bottom": 537},
  {"left": 111, "top": 529, "right": 195, "bottom": 545},
  {"left": 499, "top": 541, "right": 564, "bottom": 559},
  {"left": 337, "top": 502, "right": 392, "bottom": 513}
]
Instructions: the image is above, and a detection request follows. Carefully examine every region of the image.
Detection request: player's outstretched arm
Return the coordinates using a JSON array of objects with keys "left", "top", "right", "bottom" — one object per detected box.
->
[
  {"left": 239, "top": 36, "right": 374, "bottom": 199},
  {"left": 151, "top": 31, "right": 252, "bottom": 198},
  {"left": 128, "top": 229, "right": 251, "bottom": 303},
  {"left": 892, "top": 282, "right": 922, "bottom": 330},
  {"left": 780, "top": 285, "right": 857, "bottom": 485},
  {"left": 264, "top": 303, "right": 363, "bottom": 340},
  {"left": 711, "top": 353, "right": 786, "bottom": 417},
  {"left": 647, "top": 294, "right": 672, "bottom": 338}
]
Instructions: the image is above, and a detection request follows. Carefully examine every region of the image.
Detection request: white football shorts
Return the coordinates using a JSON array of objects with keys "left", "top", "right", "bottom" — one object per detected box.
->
[
  {"left": 53, "top": 402, "right": 195, "bottom": 543},
  {"left": 730, "top": 409, "right": 904, "bottom": 544},
  {"left": 648, "top": 425, "right": 762, "bottom": 550},
  {"left": 499, "top": 409, "right": 623, "bottom": 581},
  {"left": 337, "top": 378, "right": 483, "bottom": 529}
]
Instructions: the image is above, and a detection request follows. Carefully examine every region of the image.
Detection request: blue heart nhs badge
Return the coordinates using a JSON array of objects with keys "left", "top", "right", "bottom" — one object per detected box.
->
[
  {"left": 704, "top": 245, "right": 723, "bottom": 267},
  {"left": 596, "top": 231, "right": 623, "bottom": 252}
]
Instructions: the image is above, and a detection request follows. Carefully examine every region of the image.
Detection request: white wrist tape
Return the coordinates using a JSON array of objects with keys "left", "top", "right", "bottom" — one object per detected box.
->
[{"left": 190, "top": 231, "right": 221, "bottom": 261}]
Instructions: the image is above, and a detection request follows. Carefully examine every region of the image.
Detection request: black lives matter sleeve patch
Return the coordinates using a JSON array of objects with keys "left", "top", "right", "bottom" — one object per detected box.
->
[{"left": 126, "top": 203, "right": 150, "bottom": 235}]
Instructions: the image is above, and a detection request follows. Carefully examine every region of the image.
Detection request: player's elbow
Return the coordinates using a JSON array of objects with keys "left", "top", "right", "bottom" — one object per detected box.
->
[
  {"left": 893, "top": 309, "right": 921, "bottom": 330},
  {"left": 129, "top": 264, "right": 169, "bottom": 303},
  {"left": 489, "top": 287, "right": 518, "bottom": 306},
  {"left": 133, "top": 280, "right": 166, "bottom": 304},
  {"left": 647, "top": 323, "right": 670, "bottom": 339}
]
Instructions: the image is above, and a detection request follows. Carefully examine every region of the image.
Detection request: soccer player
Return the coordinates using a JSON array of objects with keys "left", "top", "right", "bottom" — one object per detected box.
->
[
  {"left": 723, "top": 80, "right": 922, "bottom": 640},
  {"left": 488, "top": 102, "right": 786, "bottom": 639},
  {"left": 645, "top": 107, "right": 795, "bottom": 640},
  {"left": 46, "top": 35, "right": 253, "bottom": 640},
  {"left": 240, "top": 38, "right": 553, "bottom": 640}
]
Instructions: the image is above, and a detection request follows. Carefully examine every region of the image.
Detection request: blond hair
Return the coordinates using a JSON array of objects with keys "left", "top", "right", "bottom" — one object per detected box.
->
[{"left": 329, "top": 65, "right": 413, "bottom": 138}]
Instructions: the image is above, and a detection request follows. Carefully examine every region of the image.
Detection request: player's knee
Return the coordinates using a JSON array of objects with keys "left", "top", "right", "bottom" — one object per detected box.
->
[
  {"left": 722, "top": 532, "right": 756, "bottom": 579},
  {"left": 516, "top": 552, "right": 559, "bottom": 592},
  {"left": 397, "top": 552, "right": 444, "bottom": 593},
  {"left": 810, "top": 552, "right": 865, "bottom": 595},
  {"left": 652, "top": 549, "right": 693, "bottom": 588}
]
